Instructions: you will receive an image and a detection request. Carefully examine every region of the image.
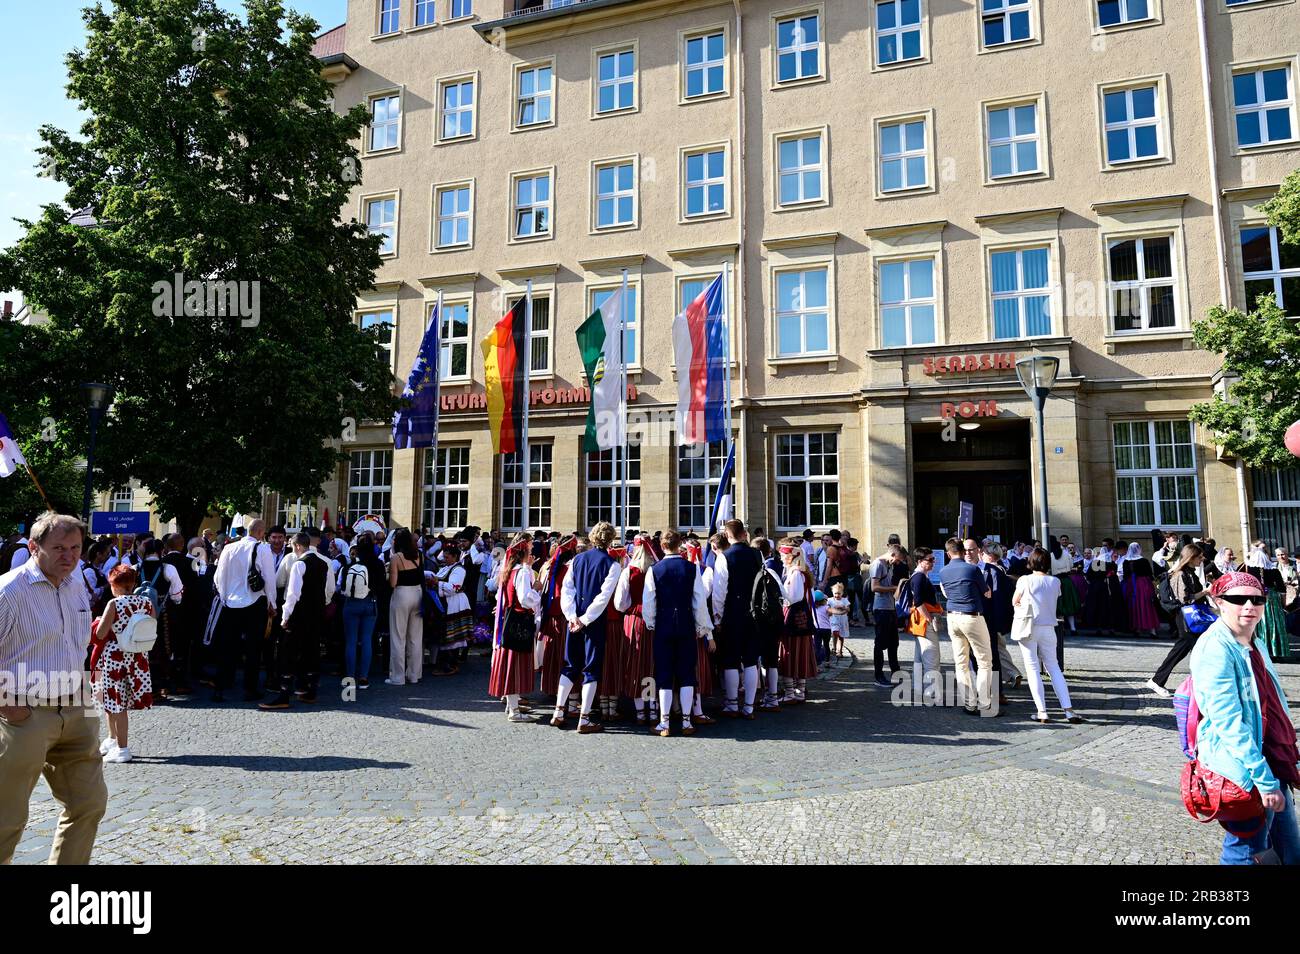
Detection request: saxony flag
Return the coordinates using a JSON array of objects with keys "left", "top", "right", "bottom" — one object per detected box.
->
[{"left": 574, "top": 286, "right": 629, "bottom": 452}]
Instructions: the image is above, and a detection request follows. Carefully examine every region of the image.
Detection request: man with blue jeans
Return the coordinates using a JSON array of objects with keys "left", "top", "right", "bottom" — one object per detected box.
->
[
  {"left": 869, "top": 545, "right": 906, "bottom": 688},
  {"left": 939, "top": 540, "right": 994, "bottom": 714}
]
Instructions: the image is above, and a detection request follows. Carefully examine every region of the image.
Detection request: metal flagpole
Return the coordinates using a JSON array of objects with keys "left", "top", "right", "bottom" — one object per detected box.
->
[
  {"left": 619, "top": 268, "right": 629, "bottom": 541},
  {"left": 522, "top": 280, "right": 533, "bottom": 532},
  {"left": 720, "top": 262, "right": 734, "bottom": 530},
  {"left": 430, "top": 290, "right": 442, "bottom": 533}
]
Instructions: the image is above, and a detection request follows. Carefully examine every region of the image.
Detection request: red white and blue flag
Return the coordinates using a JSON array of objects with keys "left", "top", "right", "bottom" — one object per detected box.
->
[
  {"left": 0, "top": 412, "right": 27, "bottom": 478},
  {"left": 672, "top": 274, "right": 727, "bottom": 445}
]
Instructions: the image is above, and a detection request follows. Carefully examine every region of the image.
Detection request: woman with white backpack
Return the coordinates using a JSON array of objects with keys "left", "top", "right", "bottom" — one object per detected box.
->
[
  {"left": 91, "top": 564, "right": 158, "bottom": 763},
  {"left": 341, "top": 537, "right": 384, "bottom": 689},
  {"left": 1010, "top": 547, "right": 1086, "bottom": 726}
]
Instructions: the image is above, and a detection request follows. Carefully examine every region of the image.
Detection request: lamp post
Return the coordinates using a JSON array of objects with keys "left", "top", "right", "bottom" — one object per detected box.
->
[
  {"left": 1015, "top": 355, "right": 1059, "bottom": 547},
  {"left": 81, "top": 383, "right": 114, "bottom": 523}
]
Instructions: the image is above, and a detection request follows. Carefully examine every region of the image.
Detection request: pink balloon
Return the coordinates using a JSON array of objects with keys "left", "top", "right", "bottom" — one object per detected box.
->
[{"left": 1287, "top": 420, "right": 1300, "bottom": 458}]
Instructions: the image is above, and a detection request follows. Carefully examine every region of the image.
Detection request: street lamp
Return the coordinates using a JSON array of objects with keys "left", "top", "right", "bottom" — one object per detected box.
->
[
  {"left": 1015, "top": 355, "right": 1059, "bottom": 547},
  {"left": 81, "top": 382, "right": 114, "bottom": 523}
]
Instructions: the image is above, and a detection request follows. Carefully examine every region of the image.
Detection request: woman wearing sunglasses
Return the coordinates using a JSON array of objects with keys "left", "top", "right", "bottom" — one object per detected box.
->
[{"left": 1190, "top": 571, "right": 1299, "bottom": 864}]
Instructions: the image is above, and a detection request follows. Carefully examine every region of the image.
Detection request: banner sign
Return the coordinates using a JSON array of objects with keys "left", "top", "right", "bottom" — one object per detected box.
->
[{"left": 91, "top": 512, "right": 151, "bottom": 535}]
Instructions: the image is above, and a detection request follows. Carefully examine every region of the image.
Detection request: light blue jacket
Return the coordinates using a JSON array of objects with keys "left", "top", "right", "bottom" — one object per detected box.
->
[{"left": 1189, "top": 620, "right": 1294, "bottom": 794}]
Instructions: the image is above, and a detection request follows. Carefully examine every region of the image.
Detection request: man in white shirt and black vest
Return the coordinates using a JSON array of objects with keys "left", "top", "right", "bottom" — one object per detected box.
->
[
  {"left": 212, "top": 519, "right": 278, "bottom": 703},
  {"left": 261, "top": 532, "right": 334, "bottom": 709}
]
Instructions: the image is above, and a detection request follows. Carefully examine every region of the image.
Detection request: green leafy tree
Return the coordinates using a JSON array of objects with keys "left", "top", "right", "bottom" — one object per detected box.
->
[
  {"left": 1191, "top": 166, "right": 1300, "bottom": 468},
  {"left": 0, "top": 0, "right": 396, "bottom": 537}
]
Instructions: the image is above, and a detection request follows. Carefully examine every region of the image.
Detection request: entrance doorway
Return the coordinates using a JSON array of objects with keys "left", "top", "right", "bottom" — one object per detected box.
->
[{"left": 912, "top": 420, "right": 1032, "bottom": 549}]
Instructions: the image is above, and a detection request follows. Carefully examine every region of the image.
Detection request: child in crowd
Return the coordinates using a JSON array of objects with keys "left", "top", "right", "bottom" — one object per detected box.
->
[
  {"left": 812, "top": 589, "right": 834, "bottom": 668},
  {"left": 91, "top": 564, "right": 156, "bottom": 764},
  {"left": 826, "top": 582, "right": 851, "bottom": 658}
]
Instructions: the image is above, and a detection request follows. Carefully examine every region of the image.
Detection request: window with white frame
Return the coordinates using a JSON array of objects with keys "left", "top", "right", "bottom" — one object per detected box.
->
[
  {"left": 1241, "top": 226, "right": 1300, "bottom": 314},
  {"left": 590, "top": 285, "right": 638, "bottom": 366},
  {"left": 680, "top": 275, "right": 721, "bottom": 313},
  {"left": 348, "top": 450, "right": 393, "bottom": 524},
  {"left": 683, "top": 146, "right": 727, "bottom": 217},
  {"left": 506, "top": 293, "right": 552, "bottom": 375},
  {"left": 434, "top": 183, "right": 471, "bottom": 249},
  {"left": 684, "top": 30, "right": 725, "bottom": 98},
  {"left": 1226, "top": 0, "right": 1270, "bottom": 6},
  {"left": 1097, "top": 0, "right": 1150, "bottom": 26},
  {"left": 378, "top": 0, "right": 401, "bottom": 34},
  {"left": 585, "top": 445, "right": 641, "bottom": 530},
  {"left": 1113, "top": 420, "right": 1199, "bottom": 529},
  {"left": 987, "top": 101, "right": 1041, "bottom": 178},
  {"left": 1108, "top": 234, "right": 1176, "bottom": 332},
  {"left": 516, "top": 65, "right": 553, "bottom": 127},
  {"left": 358, "top": 309, "right": 396, "bottom": 368},
  {"left": 876, "top": 0, "right": 922, "bottom": 65},
  {"left": 423, "top": 446, "right": 470, "bottom": 531},
  {"left": 776, "top": 432, "right": 839, "bottom": 531},
  {"left": 111, "top": 488, "right": 134, "bottom": 512},
  {"left": 369, "top": 94, "right": 400, "bottom": 152},
  {"left": 1233, "top": 66, "right": 1295, "bottom": 148},
  {"left": 1252, "top": 467, "right": 1300, "bottom": 552},
  {"left": 512, "top": 172, "right": 552, "bottom": 239},
  {"left": 1103, "top": 84, "right": 1160, "bottom": 164},
  {"left": 501, "top": 443, "right": 553, "bottom": 531},
  {"left": 365, "top": 196, "right": 397, "bottom": 255},
  {"left": 451, "top": 0, "right": 472, "bottom": 16},
  {"left": 677, "top": 440, "right": 727, "bottom": 530},
  {"left": 436, "top": 300, "right": 470, "bottom": 379},
  {"left": 595, "top": 161, "right": 635, "bottom": 229},
  {"left": 775, "top": 12, "right": 821, "bottom": 83},
  {"left": 878, "top": 117, "right": 927, "bottom": 192},
  {"left": 879, "top": 257, "right": 936, "bottom": 347},
  {"left": 981, "top": 0, "right": 1031, "bottom": 47},
  {"left": 990, "top": 246, "right": 1052, "bottom": 339},
  {"left": 415, "top": 0, "right": 435, "bottom": 26},
  {"left": 596, "top": 48, "right": 635, "bottom": 114},
  {"left": 275, "top": 497, "right": 317, "bottom": 531},
  {"left": 775, "top": 267, "right": 830, "bottom": 357},
  {"left": 777, "top": 132, "right": 824, "bottom": 206},
  {"left": 440, "top": 78, "right": 474, "bottom": 140}
]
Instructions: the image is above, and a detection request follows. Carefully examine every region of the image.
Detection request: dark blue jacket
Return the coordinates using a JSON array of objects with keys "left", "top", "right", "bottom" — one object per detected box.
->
[{"left": 651, "top": 557, "right": 697, "bottom": 639}]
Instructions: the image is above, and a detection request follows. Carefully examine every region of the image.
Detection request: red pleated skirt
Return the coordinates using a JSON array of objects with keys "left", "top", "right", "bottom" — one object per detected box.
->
[
  {"left": 600, "top": 614, "right": 624, "bottom": 695},
  {"left": 621, "top": 613, "right": 655, "bottom": 698},
  {"left": 1124, "top": 575, "right": 1161, "bottom": 631},
  {"left": 488, "top": 643, "right": 534, "bottom": 698},
  {"left": 695, "top": 635, "right": 715, "bottom": 697},
  {"left": 779, "top": 632, "right": 818, "bottom": 679},
  {"left": 539, "top": 613, "right": 566, "bottom": 695}
]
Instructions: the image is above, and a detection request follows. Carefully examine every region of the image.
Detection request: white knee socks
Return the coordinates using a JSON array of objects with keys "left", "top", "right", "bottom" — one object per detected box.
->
[
  {"left": 580, "top": 681, "right": 598, "bottom": 718},
  {"left": 742, "top": 666, "right": 759, "bottom": 709},
  {"left": 679, "top": 687, "right": 695, "bottom": 725},
  {"left": 766, "top": 667, "right": 779, "bottom": 699},
  {"left": 556, "top": 674, "right": 574, "bottom": 711},
  {"left": 657, "top": 688, "right": 673, "bottom": 728},
  {"left": 506, "top": 693, "right": 519, "bottom": 712},
  {"left": 723, "top": 668, "right": 740, "bottom": 709}
]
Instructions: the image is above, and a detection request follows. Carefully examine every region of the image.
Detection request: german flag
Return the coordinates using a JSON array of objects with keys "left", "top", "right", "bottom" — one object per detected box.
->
[{"left": 480, "top": 297, "right": 528, "bottom": 454}]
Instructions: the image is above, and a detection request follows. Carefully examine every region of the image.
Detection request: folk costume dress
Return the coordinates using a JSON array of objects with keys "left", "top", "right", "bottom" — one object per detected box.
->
[
  {"left": 489, "top": 565, "right": 541, "bottom": 698},
  {"left": 437, "top": 563, "right": 473, "bottom": 651},
  {"left": 600, "top": 550, "right": 627, "bottom": 703},
  {"left": 779, "top": 568, "right": 819, "bottom": 680},
  {"left": 91, "top": 594, "right": 154, "bottom": 714},
  {"left": 539, "top": 550, "right": 576, "bottom": 696},
  {"left": 615, "top": 564, "right": 655, "bottom": 700},
  {"left": 1050, "top": 550, "right": 1081, "bottom": 618},
  {"left": 1121, "top": 547, "right": 1160, "bottom": 632},
  {"left": 1254, "top": 567, "right": 1291, "bottom": 662}
]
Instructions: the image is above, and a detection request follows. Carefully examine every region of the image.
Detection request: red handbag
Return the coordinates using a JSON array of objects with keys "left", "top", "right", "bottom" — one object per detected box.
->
[{"left": 1181, "top": 759, "right": 1266, "bottom": 834}]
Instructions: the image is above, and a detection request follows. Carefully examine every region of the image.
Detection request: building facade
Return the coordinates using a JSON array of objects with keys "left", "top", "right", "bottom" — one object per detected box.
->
[{"left": 293, "top": 0, "right": 1300, "bottom": 551}]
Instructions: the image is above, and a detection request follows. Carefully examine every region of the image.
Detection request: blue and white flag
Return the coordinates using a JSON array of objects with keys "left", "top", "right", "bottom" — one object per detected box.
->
[
  {"left": 0, "top": 412, "right": 27, "bottom": 478},
  {"left": 393, "top": 303, "right": 440, "bottom": 450},
  {"left": 709, "top": 441, "right": 736, "bottom": 533}
]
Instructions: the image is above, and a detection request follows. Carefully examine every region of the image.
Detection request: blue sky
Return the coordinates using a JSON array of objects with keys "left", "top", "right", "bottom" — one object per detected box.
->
[{"left": 0, "top": 0, "right": 347, "bottom": 303}]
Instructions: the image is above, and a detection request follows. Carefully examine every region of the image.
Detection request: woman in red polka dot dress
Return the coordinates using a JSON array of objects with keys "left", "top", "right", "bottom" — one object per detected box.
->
[{"left": 91, "top": 564, "right": 154, "bottom": 764}]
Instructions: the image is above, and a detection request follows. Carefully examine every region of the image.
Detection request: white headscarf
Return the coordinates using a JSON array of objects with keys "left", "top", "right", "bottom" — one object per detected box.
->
[
  {"left": 1125, "top": 542, "right": 1142, "bottom": 561},
  {"left": 1245, "top": 545, "right": 1274, "bottom": 569}
]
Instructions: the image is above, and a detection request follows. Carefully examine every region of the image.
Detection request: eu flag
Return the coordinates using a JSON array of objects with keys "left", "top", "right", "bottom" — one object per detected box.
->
[{"left": 392, "top": 303, "right": 440, "bottom": 450}]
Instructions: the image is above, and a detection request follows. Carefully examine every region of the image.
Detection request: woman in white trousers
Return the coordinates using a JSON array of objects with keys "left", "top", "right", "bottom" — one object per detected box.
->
[
  {"left": 386, "top": 529, "right": 426, "bottom": 685},
  {"left": 1011, "top": 547, "right": 1086, "bottom": 725}
]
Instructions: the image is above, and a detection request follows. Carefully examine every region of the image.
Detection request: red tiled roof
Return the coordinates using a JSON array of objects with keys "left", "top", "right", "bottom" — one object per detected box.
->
[{"left": 312, "top": 24, "right": 345, "bottom": 59}]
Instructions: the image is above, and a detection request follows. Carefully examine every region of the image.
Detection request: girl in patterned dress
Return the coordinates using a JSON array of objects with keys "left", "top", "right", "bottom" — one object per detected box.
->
[
  {"left": 92, "top": 564, "right": 155, "bottom": 764},
  {"left": 614, "top": 536, "right": 657, "bottom": 725},
  {"left": 777, "top": 539, "right": 818, "bottom": 704}
]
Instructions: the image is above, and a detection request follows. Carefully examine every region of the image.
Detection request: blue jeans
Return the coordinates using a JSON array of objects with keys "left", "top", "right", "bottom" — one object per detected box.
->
[
  {"left": 1220, "top": 786, "right": 1300, "bottom": 864},
  {"left": 342, "top": 597, "right": 377, "bottom": 681}
]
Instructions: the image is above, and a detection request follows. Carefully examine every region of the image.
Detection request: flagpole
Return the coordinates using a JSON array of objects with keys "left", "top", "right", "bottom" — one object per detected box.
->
[
  {"left": 23, "top": 462, "right": 56, "bottom": 512},
  {"left": 619, "top": 267, "right": 629, "bottom": 542},
  {"left": 522, "top": 279, "right": 533, "bottom": 532},
  {"left": 430, "top": 290, "right": 442, "bottom": 533},
  {"left": 721, "top": 262, "right": 734, "bottom": 530}
]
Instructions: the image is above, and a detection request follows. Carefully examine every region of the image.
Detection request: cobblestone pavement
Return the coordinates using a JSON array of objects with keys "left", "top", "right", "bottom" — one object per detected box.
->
[{"left": 16, "top": 625, "right": 1297, "bottom": 864}]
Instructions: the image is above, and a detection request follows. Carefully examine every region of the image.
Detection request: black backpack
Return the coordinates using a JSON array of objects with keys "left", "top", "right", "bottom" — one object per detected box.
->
[
  {"left": 0, "top": 540, "right": 25, "bottom": 574},
  {"left": 751, "top": 567, "right": 785, "bottom": 634},
  {"left": 1157, "top": 574, "right": 1184, "bottom": 615}
]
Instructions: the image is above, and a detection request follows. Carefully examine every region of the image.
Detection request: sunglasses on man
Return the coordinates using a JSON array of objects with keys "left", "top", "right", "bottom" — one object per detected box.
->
[{"left": 1217, "top": 594, "right": 1266, "bottom": 606}]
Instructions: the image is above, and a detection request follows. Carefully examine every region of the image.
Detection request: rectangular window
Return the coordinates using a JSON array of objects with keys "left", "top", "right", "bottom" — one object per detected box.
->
[
  {"left": 358, "top": 309, "right": 396, "bottom": 368},
  {"left": 879, "top": 117, "right": 928, "bottom": 192},
  {"left": 987, "top": 101, "right": 1041, "bottom": 178},
  {"left": 775, "top": 12, "right": 821, "bottom": 83},
  {"left": 677, "top": 440, "right": 727, "bottom": 530},
  {"left": 378, "top": 0, "right": 401, "bottom": 34},
  {"left": 415, "top": 0, "right": 436, "bottom": 26},
  {"left": 423, "top": 446, "right": 470, "bottom": 531},
  {"left": 775, "top": 267, "right": 830, "bottom": 357},
  {"left": 1097, "top": 0, "right": 1149, "bottom": 26},
  {"left": 777, "top": 132, "right": 824, "bottom": 206},
  {"left": 111, "top": 488, "right": 134, "bottom": 512},
  {"left": 776, "top": 432, "right": 839, "bottom": 531},
  {"left": 684, "top": 146, "right": 727, "bottom": 217},
  {"left": 369, "top": 94, "right": 400, "bottom": 152},
  {"left": 440, "top": 79, "right": 474, "bottom": 140},
  {"left": 501, "top": 444, "right": 553, "bottom": 531},
  {"left": 1104, "top": 84, "right": 1160, "bottom": 163},
  {"left": 1108, "top": 234, "right": 1176, "bottom": 332},
  {"left": 684, "top": 30, "right": 725, "bottom": 98},
  {"left": 434, "top": 184, "right": 471, "bottom": 249},
  {"left": 879, "top": 257, "right": 937, "bottom": 347},
  {"left": 512, "top": 172, "right": 552, "bottom": 239},
  {"left": 1242, "top": 226, "right": 1300, "bottom": 314},
  {"left": 595, "top": 161, "right": 635, "bottom": 229},
  {"left": 876, "top": 0, "right": 922, "bottom": 65},
  {"left": 590, "top": 285, "right": 638, "bottom": 366},
  {"left": 276, "top": 497, "right": 317, "bottom": 531},
  {"left": 990, "top": 246, "right": 1052, "bottom": 339},
  {"left": 596, "top": 48, "right": 635, "bottom": 114},
  {"left": 1113, "top": 420, "right": 1199, "bottom": 529},
  {"left": 348, "top": 450, "right": 393, "bottom": 525},
  {"left": 516, "top": 65, "right": 553, "bottom": 128},
  {"left": 1252, "top": 468, "right": 1300, "bottom": 553},
  {"left": 451, "top": 0, "right": 472, "bottom": 16},
  {"left": 585, "top": 445, "right": 641, "bottom": 531},
  {"left": 436, "top": 300, "right": 470, "bottom": 379},
  {"left": 365, "top": 196, "right": 397, "bottom": 255},
  {"left": 981, "top": 0, "right": 1031, "bottom": 47},
  {"left": 506, "top": 293, "right": 552, "bottom": 375},
  {"left": 1233, "top": 66, "right": 1296, "bottom": 148}
]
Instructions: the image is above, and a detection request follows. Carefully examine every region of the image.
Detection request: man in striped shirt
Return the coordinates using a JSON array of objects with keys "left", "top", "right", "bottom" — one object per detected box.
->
[{"left": 0, "top": 512, "right": 107, "bottom": 865}]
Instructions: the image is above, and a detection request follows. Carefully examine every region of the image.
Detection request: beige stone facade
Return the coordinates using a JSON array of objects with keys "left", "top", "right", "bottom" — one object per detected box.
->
[{"left": 288, "top": 0, "right": 1300, "bottom": 551}]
